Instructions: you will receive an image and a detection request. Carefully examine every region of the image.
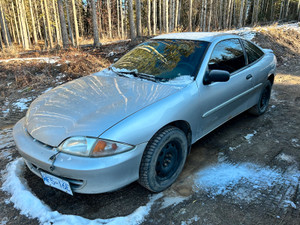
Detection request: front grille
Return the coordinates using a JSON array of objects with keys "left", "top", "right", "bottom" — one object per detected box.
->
[{"left": 27, "top": 161, "right": 85, "bottom": 190}]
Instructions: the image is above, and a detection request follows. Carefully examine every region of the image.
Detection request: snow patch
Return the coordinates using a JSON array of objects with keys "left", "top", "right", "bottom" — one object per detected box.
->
[
  {"left": 160, "top": 196, "right": 188, "bottom": 209},
  {"left": 1, "top": 158, "right": 162, "bottom": 225},
  {"left": 244, "top": 130, "right": 257, "bottom": 144},
  {"left": 194, "top": 162, "right": 300, "bottom": 205},
  {"left": 0, "top": 217, "right": 9, "bottom": 225},
  {"left": 291, "top": 138, "right": 300, "bottom": 148},
  {"left": 229, "top": 144, "right": 241, "bottom": 151},
  {"left": 12, "top": 98, "right": 32, "bottom": 112},
  {"left": 107, "top": 52, "right": 115, "bottom": 57},
  {"left": 276, "top": 153, "right": 295, "bottom": 163},
  {"left": 0, "top": 128, "right": 14, "bottom": 151},
  {"left": 232, "top": 27, "right": 257, "bottom": 41},
  {"left": 181, "top": 216, "right": 200, "bottom": 225},
  {"left": 0, "top": 57, "right": 60, "bottom": 64}
]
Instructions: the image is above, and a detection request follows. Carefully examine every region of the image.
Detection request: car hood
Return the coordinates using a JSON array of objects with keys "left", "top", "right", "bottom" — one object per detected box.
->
[{"left": 25, "top": 70, "right": 180, "bottom": 147}]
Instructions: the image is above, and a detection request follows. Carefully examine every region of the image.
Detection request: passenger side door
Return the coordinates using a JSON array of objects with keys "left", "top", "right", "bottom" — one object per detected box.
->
[{"left": 198, "top": 38, "right": 254, "bottom": 135}]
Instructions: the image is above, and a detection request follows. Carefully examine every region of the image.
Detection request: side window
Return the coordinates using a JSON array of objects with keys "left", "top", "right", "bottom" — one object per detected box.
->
[
  {"left": 208, "top": 39, "right": 246, "bottom": 74},
  {"left": 242, "top": 40, "right": 264, "bottom": 64}
]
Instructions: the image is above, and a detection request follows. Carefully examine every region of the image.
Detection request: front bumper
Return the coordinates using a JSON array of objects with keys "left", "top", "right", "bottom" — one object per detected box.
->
[{"left": 13, "top": 118, "right": 147, "bottom": 194}]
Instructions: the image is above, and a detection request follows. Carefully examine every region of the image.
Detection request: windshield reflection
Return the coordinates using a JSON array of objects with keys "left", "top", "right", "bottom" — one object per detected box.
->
[{"left": 113, "top": 40, "right": 209, "bottom": 81}]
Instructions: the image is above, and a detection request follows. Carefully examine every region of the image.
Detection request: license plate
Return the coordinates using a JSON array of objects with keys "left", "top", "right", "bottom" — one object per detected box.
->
[{"left": 40, "top": 171, "right": 73, "bottom": 195}]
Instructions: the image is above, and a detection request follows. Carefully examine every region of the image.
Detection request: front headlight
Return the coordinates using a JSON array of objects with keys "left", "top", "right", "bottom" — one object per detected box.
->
[{"left": 58, "top": 137, "right": 134, "bottom": 157}]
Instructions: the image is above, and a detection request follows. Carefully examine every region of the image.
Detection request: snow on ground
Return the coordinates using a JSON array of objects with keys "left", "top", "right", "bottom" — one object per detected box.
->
[
  {"left": 229, "top": 27, "right": 257, "bottom": 41},
  {"left": 276, "top": 153, "right": 296, "bottom": 163},
  {"left": 12, "top": 97, "right": 32, "bottom": 112},
  {"left": 181, "top": 216, "right": 200, "bottom": 225},
  {"left": 160, "top": 195, "right": 189, "bottom": 209},
  {"left": 228, "top": 144, "right": 241, "bottom": 151},
  {"left": 0, "top": 128, "right": 14, "bottom": 161},
  {"left": 194, "top": 162, "right": 300, "bottom": 206},
  {"left": 1, "top": 158, "right": 162, "bottom": 225},
  {"left": 244, "top": 130, "right": 257, "bottom": 144},
  {"left": 0, "top": 57, "right": 60, "bottom": 64},
  {"left": 291, "top": 138, "right": 300, "bottom": 148}
]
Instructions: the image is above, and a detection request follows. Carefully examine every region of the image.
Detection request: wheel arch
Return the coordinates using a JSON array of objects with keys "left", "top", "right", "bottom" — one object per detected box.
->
[
  {"left": 152, "top": 120, "right": 192, "bottom": 154},
  {"left": 268, "top": 74, "right": 275, "bottom": 85}
]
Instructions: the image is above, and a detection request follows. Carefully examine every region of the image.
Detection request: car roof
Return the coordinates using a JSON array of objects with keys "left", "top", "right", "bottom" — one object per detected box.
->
[{"left": 152, "top": 32, "right": 240, "bottom": 42}]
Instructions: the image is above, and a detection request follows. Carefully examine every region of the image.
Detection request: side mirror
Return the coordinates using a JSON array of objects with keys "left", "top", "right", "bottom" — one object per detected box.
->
[{"left": 203, "top": 70, "right": 230, "bottom": 85}]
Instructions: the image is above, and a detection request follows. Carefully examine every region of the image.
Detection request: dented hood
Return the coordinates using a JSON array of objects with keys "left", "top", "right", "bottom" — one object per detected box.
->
[{"left": 25, "top": 70, "right": 179, "bottom": 146}]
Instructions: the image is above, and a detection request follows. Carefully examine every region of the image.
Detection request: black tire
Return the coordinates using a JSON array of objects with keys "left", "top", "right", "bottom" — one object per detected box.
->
[
  {"left": 138, "top": 126, "right": 188, "bottom": 192},
  {"left": 249, "top": 80, "right": 272, "bottom": 116}
]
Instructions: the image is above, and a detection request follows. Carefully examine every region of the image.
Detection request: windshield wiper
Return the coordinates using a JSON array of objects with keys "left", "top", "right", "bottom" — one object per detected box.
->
[{"left": 110, "top": 66, "right": 158, "bottom": 82}]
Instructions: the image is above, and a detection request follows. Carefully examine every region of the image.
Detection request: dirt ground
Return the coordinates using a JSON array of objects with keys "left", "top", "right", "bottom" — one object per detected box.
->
[{"left": 0, "top": 26, "right": 299, "bottom": 225}]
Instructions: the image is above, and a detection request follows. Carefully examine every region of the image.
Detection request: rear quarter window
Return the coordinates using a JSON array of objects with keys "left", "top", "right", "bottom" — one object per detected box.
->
[{"left": 242, "top": 40, "right": 264, "bottom": 64}]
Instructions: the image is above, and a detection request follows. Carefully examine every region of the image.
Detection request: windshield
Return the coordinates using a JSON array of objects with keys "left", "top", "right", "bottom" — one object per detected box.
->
[{"left": 112, "top": 40, "right": 209, "bottom": 81}]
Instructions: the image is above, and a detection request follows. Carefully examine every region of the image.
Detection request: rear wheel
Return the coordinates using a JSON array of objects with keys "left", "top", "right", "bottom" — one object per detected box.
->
[
  {"left": 249, "top": 80, "right": 272, "bottom": 116},
  {"left": 138, "top": 126, "right": 188, "bottom": 192}
]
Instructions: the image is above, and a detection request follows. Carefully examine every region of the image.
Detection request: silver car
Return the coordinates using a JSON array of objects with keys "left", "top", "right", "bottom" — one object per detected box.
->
[{"left": 13, "top": 33, "right": 276, "bottom": 195}]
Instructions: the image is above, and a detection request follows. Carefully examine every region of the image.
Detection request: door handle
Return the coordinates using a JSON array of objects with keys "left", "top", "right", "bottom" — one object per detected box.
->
[{"left": 246, "top": 74, "right": 253, "bottom": 80}]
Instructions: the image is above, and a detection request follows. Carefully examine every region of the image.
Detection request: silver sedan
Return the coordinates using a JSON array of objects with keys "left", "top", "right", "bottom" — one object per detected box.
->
[{"left": 13, "top": 33, "right": 276, "bottom": 195}]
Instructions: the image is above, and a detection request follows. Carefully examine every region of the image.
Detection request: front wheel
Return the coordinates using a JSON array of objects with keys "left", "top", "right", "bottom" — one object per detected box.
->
[
  {"left": 138, "top": 126, "right": 188, "bottom": 192},
  {"left": 249, "top": 80, "right": 272, "bottom": 116}
]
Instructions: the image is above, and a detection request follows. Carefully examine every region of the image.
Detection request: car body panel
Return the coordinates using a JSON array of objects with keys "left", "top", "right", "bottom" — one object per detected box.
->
[{"left": 25, "top": 69, "right": 180, "bottom": 147}]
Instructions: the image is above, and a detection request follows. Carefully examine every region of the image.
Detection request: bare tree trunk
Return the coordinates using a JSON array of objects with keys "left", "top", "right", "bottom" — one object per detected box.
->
[
  {"left": 57, "top": 0, "right": 69, "bottom": 48},
  {"left": 41, "top": 0, "right": 48, "bottom": 47},
  {"left": 136, "top": 0, "right": 142, "bottom": 36},
  {"left": 43, "top": 0, "right": 53, "bottom": 48},
  {"left": 28, "top": 0, "right": 38, "bottom": 44},
  {"left": 219, "top": 0, "right": 223, "bottom": 29},
  {"left": 106, "top": 0, "right": 112, "bottom": 38},
  {"left": 153, "top": 0, "right": 157, "bottom": 35},
  {"left": 0, "top": 1, "right": 9, "bottom": 47},
  {"left": 165, "top": 0, "right": 169, "bottom": 33},
  {"left": 65, "top": 0, "right": 75, "bottom": 47},
  {"left": 147, "top": 0, "right": 152, "bottom": 35},
  {"left": 254, "top": 0, "right": 259, "bottom": 24},
  {"left": 175, "top": 0, "right": 179, "bottom": 30},
  {"left": 97, "top": 0, "right": 102, "bottom": 38},
  {"left": 11, "top": 2, "right": 21, "bottom": 44},
  {"left": 52, "top": 0, "right": 61, "bottom": 45},
  {"left": 228, "top": 0, "right": 234, "bottom": 29},
  {"left": 172, "top": 0, "right": 175, "bottom": 31},
  {"left": 223, "top": 0, "right": 227, "bottom": 29},
  {"left": 34, "top": 0, "right": 42, "bottom": 39},
  {"left": 238, "top": 0, "right": 245, "bottom": 28},
  {"left": 117, "top": 0, "right": 120, "bottom": 37},
  {"left": 128, "top": 0, "right": 136, "bottom": 40},
  {"left": 244, "top": 0, "right": 249, "bottom": 25},
  {"left": 91, "top": 0, "right": 100, "bottom": 46},
  {"left": 20, "top": 0, "right": 30, "bottom": 49},
  {"left": 159, "top": 0, "right": 162, "bottom": 33},
  {"left": 207, "top": 0, "right": 213, "bottom": 31},
  {"left": 188, "top": 0, "right": 192, "bottom": 31},
  {"left": 203, "top": 0, "right": 207, "bottom": 31},
  {"left": 78, "top": 0, "right": 84, "bottom": 36},
  {"left": 285, "top": 0, "right": 290, "bottom": 20},
  {"left": 120, "top": 0, "right": 124, "bottom": 38},
  {"left": 71, "top": 0, "right": 79, "bottom": 47},
  {"left": 298, "top": 0, "right": 300, "bottom": 20}
]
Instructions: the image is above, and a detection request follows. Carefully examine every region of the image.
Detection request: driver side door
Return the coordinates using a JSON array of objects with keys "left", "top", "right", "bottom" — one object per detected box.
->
[{"left": 198, "top": 38, "right": 254, "bottom": 135}]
